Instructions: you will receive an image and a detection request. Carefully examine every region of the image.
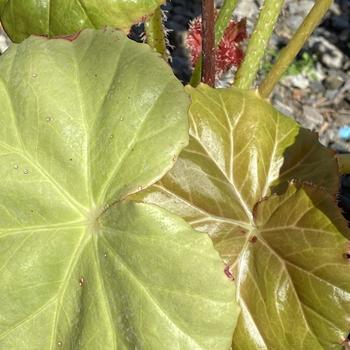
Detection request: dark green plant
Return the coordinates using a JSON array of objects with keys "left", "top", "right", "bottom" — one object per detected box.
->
[
  {"left": 261, "top": 50, "right": 318, "bottom": 80},
  {"left": 0, "top": 0, "right": 349, "bottom": 349},
  {"left": 286, "top": 51, "right": 318, "bottom": 79}
]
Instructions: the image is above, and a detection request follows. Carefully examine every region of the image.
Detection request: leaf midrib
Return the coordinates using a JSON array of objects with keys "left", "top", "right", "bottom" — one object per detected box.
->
[
  {"left": 0, "top": 220, "right": 85, "bottom": 236},
  {"left": 91, "top": 234, "right": 117, "bottom": 350},
  {"left": 97, "top": 77, "right": 174, "bottom": 204},
  {"left": 99, "top": 232, "right": 204, "bottom": 350},
  {"left": 49, "top": 227, "right": 90, "bottom": 349},
  {"left": 152, "top": 183, "right": 251, "bottom": 230},
  {"left": 72, "top": 45, "right": 94, "bottom": 209},
  {"left": 255, "top": 236, "right": 326, "bottom": 346},
  {"left": 189, "top": 93, "right": 254, "bottom": 224}
]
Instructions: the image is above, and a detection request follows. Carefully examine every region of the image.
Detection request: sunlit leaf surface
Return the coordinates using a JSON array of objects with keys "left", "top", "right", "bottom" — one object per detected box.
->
[{"left": 0, "top": 31, "right": 239, "bottom": 349}]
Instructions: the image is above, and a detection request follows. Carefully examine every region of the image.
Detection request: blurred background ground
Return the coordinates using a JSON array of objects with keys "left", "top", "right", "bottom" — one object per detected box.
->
[{"left": 161, "top": 0, "right": 350, "bottom": 154}]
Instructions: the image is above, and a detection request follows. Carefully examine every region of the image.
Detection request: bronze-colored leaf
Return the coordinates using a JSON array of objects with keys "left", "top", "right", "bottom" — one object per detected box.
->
[{"left": 135, "top": 84, "right": 349, "bottom": 349}]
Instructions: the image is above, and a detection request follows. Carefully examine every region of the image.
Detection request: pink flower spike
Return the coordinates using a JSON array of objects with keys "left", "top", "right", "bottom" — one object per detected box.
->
[
  {"left": 186, "top": 17, "right": 202, "bottom": 67},
  {"left": 186, "top": 16, "right": 247, "bottom": 75}
]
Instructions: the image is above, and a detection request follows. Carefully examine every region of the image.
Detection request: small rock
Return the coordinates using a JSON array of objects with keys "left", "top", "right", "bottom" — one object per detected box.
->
[
  {"left": 234, "top": 0, "right": 260, "bottom": 30},
  {"left": 235, "top": 0, "right": 260, "bottom": 18},
  {"left": 344, "top": 60, "right": 350, "bottom": 73},
  {"left": 330, "top": 2, "right": 342, "bottom": 16},
  {"left": 302, "top": 106, "right": 324, "bottom": 128},
  {"left": 319, "top": 133, "right": 329, "bottom": 147},
  {"left": 324, "top": 74, "right": 344, "bottom": 90},
  {"left": 285, "top": 15, "right": 304, "bottom": 32},
  {"left": 287, "top": 1, "right": 314, "bottom": 15},
  {"left": 284, "top": 74, "right": 310, "bottom": 89},
  {"left": 336, "top": 111, "right": 350, "bottom": 125},
  {"left": 310, "top": 81, "right": 326, "bottom": 94},
  {"left": 217, "top": 69, "right": 234, "bottom": 88},
  {"left": 325, "top": 89, "right": 338, "bottom": 100},
  {"left": 309, "top": 37, "right": 344, "bottom": 69},
  {"left": 333, "top": 141, "right": 350, "bottom": 153},
  {"left": 274, "top": 100, "right": 294, "bottom": 117},
  {"left": 314, "top": 62, "right": 326, "bottom": 81},
  {"left": 278, "top": 1, "right": 314, "bottom": 37},
  {"left": 326, "top": 129, "right": 338, "bottom": 145}
]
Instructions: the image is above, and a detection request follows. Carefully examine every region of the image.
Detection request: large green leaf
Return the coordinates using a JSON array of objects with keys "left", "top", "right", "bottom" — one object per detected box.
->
[
  {"left": 0, "top": 30, "right": 240, "bottom": 349},
  {"left": 136, "top": 84, "right": 350, "bottom": 349},
  {"left": 0, "top": 0, "right": 164, "bottom": 42}
]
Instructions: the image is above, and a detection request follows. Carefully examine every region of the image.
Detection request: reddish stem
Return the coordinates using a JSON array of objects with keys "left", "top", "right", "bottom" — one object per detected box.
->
[{"left": 201, "top": 0, "right": 215, "bottom": 87}]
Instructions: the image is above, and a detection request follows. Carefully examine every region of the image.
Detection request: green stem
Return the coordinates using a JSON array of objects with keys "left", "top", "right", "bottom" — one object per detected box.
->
[
  {"left": 259, "top": 0, "right": 333, "bottom": 98},
  {"left": 215, "top": 0, "right": 238, "bottom": 46},
  {"left": 233, "top": 0, "right": 285, "bottom": 90},
  {"left": 145, "top": 7, "right": 168, "bottom": 60},
  {"left": 190, "top": 0, "right": 238, "bottom": 87},
  {"left": 190, "top": 58, "right": 203, "bottom": 87},
  {"left": 336, "top": 154, "right": 350, "bottom": 175}
]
